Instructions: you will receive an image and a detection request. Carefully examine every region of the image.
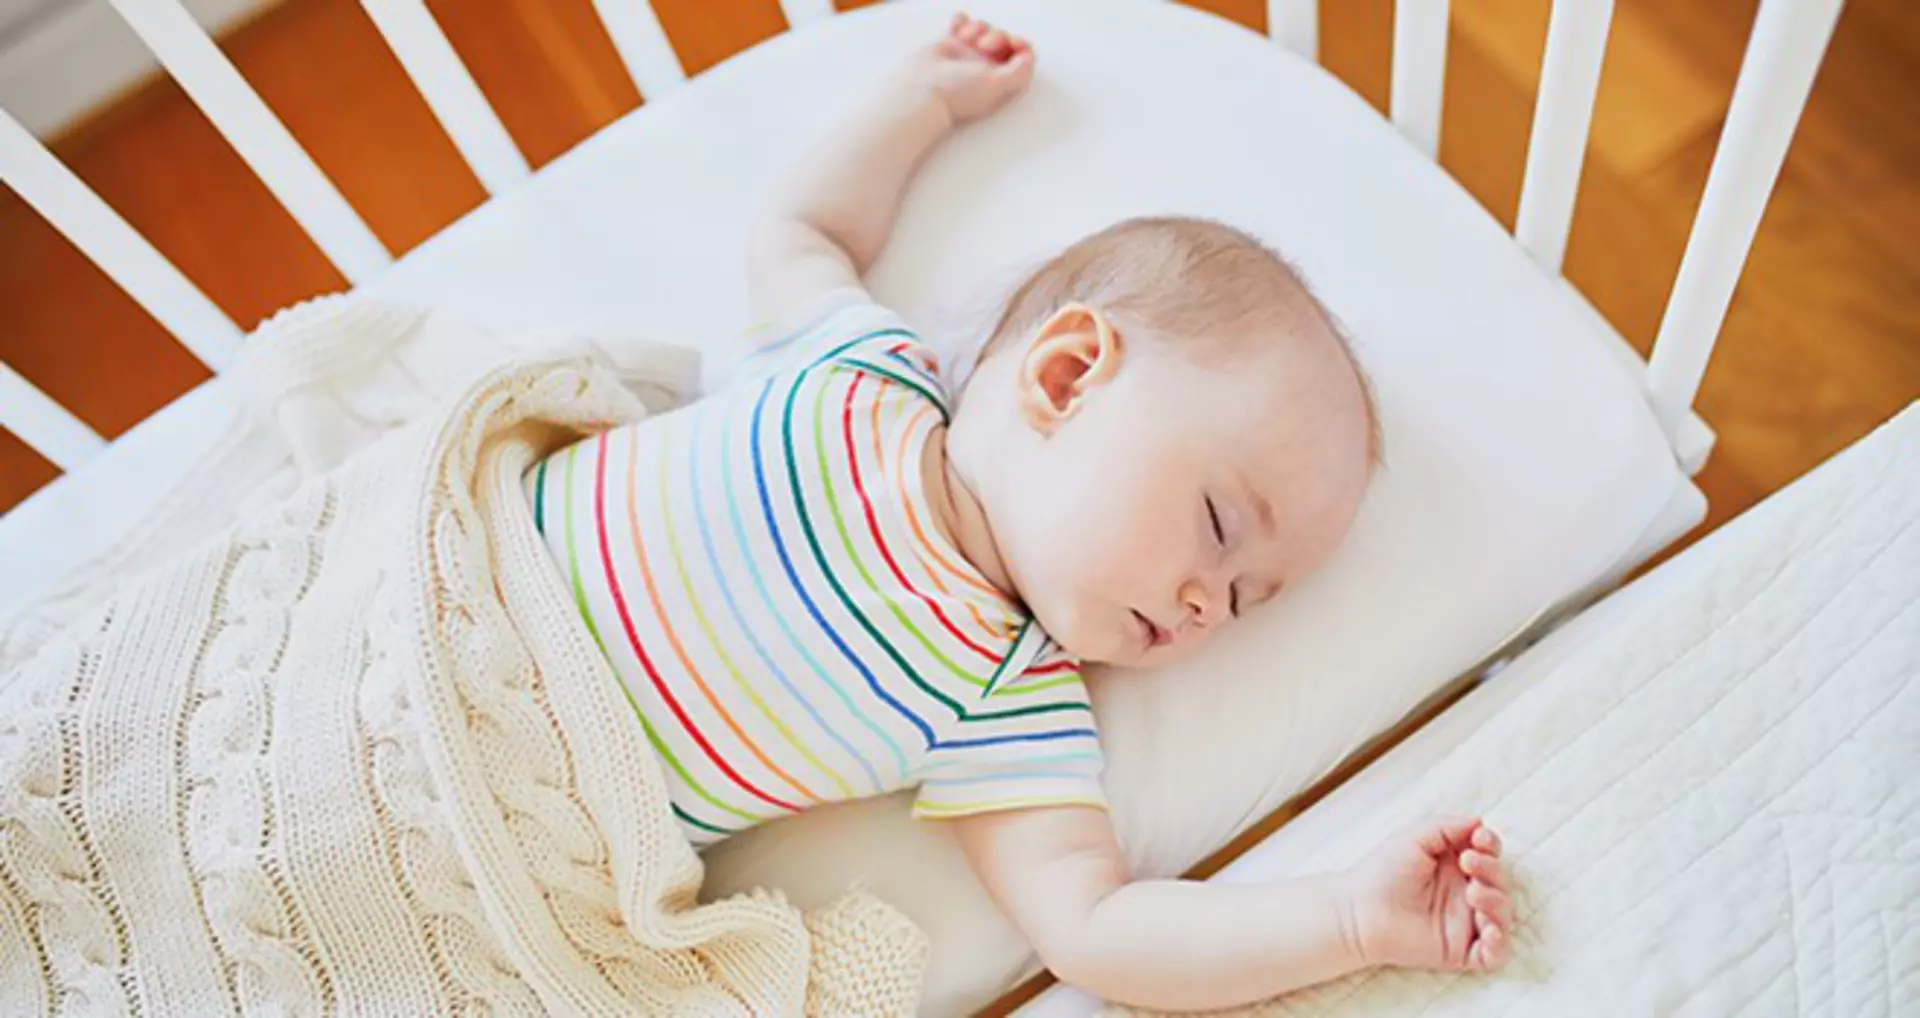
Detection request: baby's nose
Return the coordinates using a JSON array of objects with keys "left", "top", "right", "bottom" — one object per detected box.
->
[{"left": 1176, "top": 578, "right": 1229, "bottom": 630}]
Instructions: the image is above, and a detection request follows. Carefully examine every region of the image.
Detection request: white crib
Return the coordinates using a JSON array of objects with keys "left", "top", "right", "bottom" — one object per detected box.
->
[{"left": 0, "top": 1, "right": 1850, "bottom": 1014}]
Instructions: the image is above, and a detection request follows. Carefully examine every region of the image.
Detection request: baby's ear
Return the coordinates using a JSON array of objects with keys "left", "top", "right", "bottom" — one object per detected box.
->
[{"left": 1016, "top": 303, "right": 1122, "bottom": 434}]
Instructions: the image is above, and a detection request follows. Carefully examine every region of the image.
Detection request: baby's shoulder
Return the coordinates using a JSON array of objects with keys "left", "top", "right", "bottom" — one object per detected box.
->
[{"left": 740, "top": 291, "right": 941, "bottom": 383}]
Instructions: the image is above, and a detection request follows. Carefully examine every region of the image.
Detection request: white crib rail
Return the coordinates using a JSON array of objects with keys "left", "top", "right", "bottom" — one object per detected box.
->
[
  {"left": 0, "top": 108, "right": 242, "bottom": 372},
  {"left": 106, "top": 0, "right": 392, "bottom": 285},
  {"left": 0, "top": 364, "right": 107, "bottom": 473},
  {"left": 1646, "top": 0, "right": 1845, "bottom": 438},
  {"left": 1269, "top": 0, "right": 1319, "bottom": 62},
  {"left": 1513, "top": 0, "right": 1614, "bottom": 275},
  {"left": 1390, "top": 0, "right": 1451, "bottom": 158},
  {"left": 590, "top": 0, "right": 688, "bottom": 99},
  {"left": 361, "top": 0, "right": 529, "bottom": 195},
  {"left": 780, "top": 0, "right": 837, "bottom": 28}
]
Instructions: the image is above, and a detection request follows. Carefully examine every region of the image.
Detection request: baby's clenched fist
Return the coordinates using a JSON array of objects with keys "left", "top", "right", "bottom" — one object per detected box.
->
[
  {"left": 1343, "top": 816, "right": 1515, "bottom": 974},
  {"left": 908, "top": 13, "right": 1036, "bottom": 126}
]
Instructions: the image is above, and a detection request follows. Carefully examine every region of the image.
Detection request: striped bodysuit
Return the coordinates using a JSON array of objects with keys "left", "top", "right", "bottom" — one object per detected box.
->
[{"left": 528, "top": 296, "right": 1107, "bottom": 845}]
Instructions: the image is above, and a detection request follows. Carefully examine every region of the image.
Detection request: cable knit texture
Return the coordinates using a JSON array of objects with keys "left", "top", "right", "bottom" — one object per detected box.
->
[{"left": 0, "top": 296, "right": 928, "bottom": 1015}]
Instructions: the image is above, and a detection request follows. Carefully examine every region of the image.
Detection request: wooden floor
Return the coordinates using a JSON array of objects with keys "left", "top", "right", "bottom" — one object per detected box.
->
[{"left": 3, "top": 0, "right": 1917, "bottom": 529}]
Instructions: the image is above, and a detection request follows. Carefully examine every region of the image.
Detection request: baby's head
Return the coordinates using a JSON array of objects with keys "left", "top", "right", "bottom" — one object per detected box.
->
[{"left": 947, "top": 217, "right": 1380, "bottom": 667}]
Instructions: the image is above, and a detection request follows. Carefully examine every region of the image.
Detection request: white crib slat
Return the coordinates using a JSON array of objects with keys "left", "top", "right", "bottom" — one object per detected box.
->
[
  {"left": 778, "top": 0, "right": 835, "bottom": 29},
  {"left": 0, "top": 362, "right": 106, "bottom": 473},
  {"left": 588, "top": 0, "right": 687, "bottom": 99},
  {"left": 1514, "top": 0, "right": 1615, "bottom": 276},
  {"left": 0, "top": 108, "right": 242, "bottom": 371},
  {"left": 361, "top": 0, "right": 529, "bottom": 195},
  {"left": 1647, "top": 0, "right": 1843, "bottom": 438},
  {"left": 1269, "top": 0, "right": 1319, "bottom": 63},
  {"left": 1390, "top": 0, "right": 1450, "bottom": 158},
  {"left": 107, "top": 0, "right": 391, "bottom": 284}
]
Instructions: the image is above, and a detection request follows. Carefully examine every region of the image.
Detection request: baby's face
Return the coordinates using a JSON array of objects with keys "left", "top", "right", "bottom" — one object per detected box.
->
[{"left": 991, "top": 326, "right": 1373, "bottom": 668}]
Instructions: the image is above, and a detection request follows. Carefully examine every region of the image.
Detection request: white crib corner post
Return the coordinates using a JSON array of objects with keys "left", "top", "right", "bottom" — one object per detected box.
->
[
  {"left": 1513, "top": 0, "right": 1615, "bottom": 276},
  {"left": 1269, "top": 0, "right": 1319, "bottom": 63},
  {"left": 1390, "top": 0, "right": 1451, "bottom": 159},
  {"left": 1646, "top": 0, "right": 1845, "bottom": 440}
]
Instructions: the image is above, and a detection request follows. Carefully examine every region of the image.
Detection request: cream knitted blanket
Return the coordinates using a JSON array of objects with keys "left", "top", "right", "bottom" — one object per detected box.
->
[{"left": 0, "top": 298, "right": 926, "bottom": 1015}]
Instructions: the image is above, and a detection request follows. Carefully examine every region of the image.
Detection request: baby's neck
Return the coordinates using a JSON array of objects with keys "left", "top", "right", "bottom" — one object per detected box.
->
[{"left": 921, "top": 431, "right": 1018, "bottom": 604}]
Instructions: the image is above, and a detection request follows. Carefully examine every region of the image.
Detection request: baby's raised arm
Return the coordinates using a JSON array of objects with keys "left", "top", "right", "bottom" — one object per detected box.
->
[
  {"left": 749, "top": 14, "right": 1034, "bottom": 322},
  {"left": 954, "top": 805, "right": 1514, "bottom": 1011}
]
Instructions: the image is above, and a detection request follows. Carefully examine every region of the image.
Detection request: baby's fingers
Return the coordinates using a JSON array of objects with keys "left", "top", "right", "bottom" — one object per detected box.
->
[
  {"left": 1459, "top": 848, "right": 1508, "bottom": 890},
  {"left": 1465, "top": 881, "right": 1512, "bottom": 927},
  {"left": 995, "top": 48, "right": 1034, "bottom": 85},
  {"left": 952, "top": 12, "right": 986, "bottom": 46},
  {"left": 1419, "top": 815, "right": 1483, "bottom": 858},
  {"left": 1472, "top": 825, "right": 1504, "bottom": 857},
  {"left": 1468, "top": 921, "right": 1511, "bottom": 972},
  {"left": 951, "top": 14, "right": 1021, "bottom": 61}
]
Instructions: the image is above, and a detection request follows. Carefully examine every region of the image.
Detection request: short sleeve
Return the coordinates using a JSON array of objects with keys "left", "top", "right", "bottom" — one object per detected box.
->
[
  {"left": 734, "top": 288, "right": 929, "bottom": 382},
  {"left": 911, "top": 647, "right": 1108, "bottom": 821}
]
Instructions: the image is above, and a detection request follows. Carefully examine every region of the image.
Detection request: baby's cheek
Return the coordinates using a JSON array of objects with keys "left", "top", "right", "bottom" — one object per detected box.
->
[
  {"left": 1022, "top": 482, "right": 1142, "bottom": 627},
  {"left": 1047, "top": 521, "right": 1126, "bottom": 595},
  {"left": 1035, "top": 546, "right": 1114, "bottom": 646},
  {"left": 1089, "top": 506, "right": 1173, "bottom": 585}
]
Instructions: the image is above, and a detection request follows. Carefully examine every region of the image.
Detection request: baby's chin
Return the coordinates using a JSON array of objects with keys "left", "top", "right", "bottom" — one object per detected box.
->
[
  {"left": 1033, "top": 598, "right": 1177, "bottom": 669},
  {"left": 1047, "top": 616, "right": 1157, "bottom": 670},
  {"left": 1028, "top": 608, "right": 1116, "bottom": 668},
  {"left": 1101, "top": 642, "right": 1192, "bottom": 671},
  {"left": 1089, "top": 624, "right": 1216, "bottom": 671}
]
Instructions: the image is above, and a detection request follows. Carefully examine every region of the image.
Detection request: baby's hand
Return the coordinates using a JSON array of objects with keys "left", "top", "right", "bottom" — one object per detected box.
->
[
  {"left": 1343, "top": 816, "right": 1515, "bottom": 974},
  {"left": 912, "top": 13, "right": 1035, "bottom": 126}
]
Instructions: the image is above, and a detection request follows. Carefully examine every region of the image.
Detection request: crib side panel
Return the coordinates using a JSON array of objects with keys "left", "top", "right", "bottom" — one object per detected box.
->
[
  {"left": 0, "top": 108, "right": 243, "bottom": 375},
  {"left": 0, "top": 0, "right": 1847, "bottom": 496},
  {"left": 360, "top": 0, "right": 530, "bottom": 196},
  {"left": 105, "top": 0, "right": 392, "bottom": 285}
]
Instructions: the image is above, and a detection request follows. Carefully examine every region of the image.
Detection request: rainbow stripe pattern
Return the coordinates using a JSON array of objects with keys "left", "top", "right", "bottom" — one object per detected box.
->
[{"left": 529, "top": 298, "right": 1107, "bottom": 845}]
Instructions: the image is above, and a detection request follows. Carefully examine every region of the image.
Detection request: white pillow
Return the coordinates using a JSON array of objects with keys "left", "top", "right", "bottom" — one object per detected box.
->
[{"left": 363, "top": 0, "right": 1697, "bottom": 1011}]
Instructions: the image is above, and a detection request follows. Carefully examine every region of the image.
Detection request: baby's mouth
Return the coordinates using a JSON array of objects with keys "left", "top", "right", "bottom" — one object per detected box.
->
[{"left": 1131, "top": 609, "right": 1173, "bottom": 650}]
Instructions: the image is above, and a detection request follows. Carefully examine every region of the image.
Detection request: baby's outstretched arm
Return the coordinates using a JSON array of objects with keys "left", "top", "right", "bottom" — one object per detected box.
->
[
  {"left": 750, "top": 14, "right": 1033, "bottom": 320},
  {"left": 955, "top": 806, "right": 1513, "bottom": 1011}
]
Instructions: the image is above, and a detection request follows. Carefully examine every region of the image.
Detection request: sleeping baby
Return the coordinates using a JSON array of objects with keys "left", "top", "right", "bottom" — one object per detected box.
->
[{"left": 529, "top": 13, "right": 1512, "bottom": 1011}]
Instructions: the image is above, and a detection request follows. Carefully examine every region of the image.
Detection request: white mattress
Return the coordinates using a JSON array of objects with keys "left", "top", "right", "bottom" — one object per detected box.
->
[
  {"left": 2, "top": 4, "right": 1701, "bottom": 1013},
  {"left": 1027, "top": 402, "right": 1920, "bottom": 1016}
]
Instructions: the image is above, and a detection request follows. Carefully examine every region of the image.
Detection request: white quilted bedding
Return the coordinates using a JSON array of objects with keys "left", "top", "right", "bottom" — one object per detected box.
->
[{"left": 1030, "top": 402, "right": 1920, "bottom": 1017}]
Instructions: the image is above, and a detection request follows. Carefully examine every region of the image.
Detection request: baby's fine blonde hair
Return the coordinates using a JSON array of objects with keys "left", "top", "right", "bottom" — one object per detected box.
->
[{"left": 977, "top": 216, "right": 1382, "bottom": 462}]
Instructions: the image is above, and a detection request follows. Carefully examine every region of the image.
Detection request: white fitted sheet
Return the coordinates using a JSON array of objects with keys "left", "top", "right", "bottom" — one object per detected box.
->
[{"left": 1024, "top": 402, "right": 1920, "bottom": 1016}]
